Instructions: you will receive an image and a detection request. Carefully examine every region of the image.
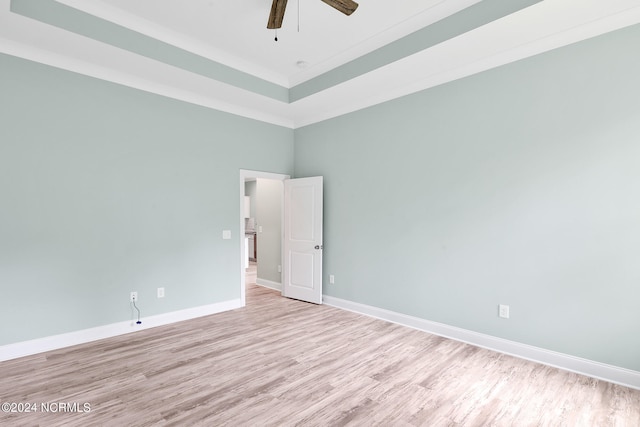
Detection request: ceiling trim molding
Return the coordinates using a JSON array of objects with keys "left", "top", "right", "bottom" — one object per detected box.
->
[
  {"left": 12, "top": 0, "right": 289, "bottom": 102},
  {"left": 54, "top": 0, "right": 292, "bottom": 88},
  {"left": 289, "top": 0, "right": 541, "bottom": 102},
  {"left": 287, "top": 0, "right": 483, "bottom": 87},
  {"left": 2, "top": 0, "right": 640, "bottom": 130},
  {"left": 289, "top": 2, "right": 640, "bottom": 128},
  {"left": 0, "top": 36, "right": 295, "bottom": 128}
]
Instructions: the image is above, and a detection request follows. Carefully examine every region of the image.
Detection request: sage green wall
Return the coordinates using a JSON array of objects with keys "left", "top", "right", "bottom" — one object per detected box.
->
[
  {"left": 0, "top": 54, "right": 293, "bottom": 346},
  {"left": 256, "top": 179, "right": 283, "bottom": 284},
  {"left": 294, "top": 25, "right": 640, "bottom": 371}
]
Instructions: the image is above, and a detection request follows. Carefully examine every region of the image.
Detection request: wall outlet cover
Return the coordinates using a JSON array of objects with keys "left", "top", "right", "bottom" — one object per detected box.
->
[{"left": 499, "top": 304, "right": 510, "bottom": 319}]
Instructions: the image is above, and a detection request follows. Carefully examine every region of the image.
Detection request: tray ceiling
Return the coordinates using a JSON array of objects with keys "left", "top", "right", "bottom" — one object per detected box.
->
[{"left": 1, "top": 0, "right": 639, "bottom": 128}]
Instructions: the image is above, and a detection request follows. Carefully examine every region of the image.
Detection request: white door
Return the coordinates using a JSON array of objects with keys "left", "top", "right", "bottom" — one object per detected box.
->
[{"left": 283, "top": 176, "right": 323, "bottom": 304}]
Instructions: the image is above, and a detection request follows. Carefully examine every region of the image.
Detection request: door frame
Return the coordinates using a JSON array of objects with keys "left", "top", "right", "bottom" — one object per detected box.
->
[{"left": 239, "top": 169, "right": 289, "bottom": 306}]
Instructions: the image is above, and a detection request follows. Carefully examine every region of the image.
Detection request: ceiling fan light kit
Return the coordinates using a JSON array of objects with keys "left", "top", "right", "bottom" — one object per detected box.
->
[{"left": 267, "top": 0, "right": 359, "bottom": 29}]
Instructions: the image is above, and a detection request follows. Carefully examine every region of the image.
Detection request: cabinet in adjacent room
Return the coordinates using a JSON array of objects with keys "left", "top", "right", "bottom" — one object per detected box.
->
[
  {"left": 244, "top": 196, "right": 250, "bottom": 218},
  {"left": 247, "top": 233, "right": 256, "bottom": 261}
]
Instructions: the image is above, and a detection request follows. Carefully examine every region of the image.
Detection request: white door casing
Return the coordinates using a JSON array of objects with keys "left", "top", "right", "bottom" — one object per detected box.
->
[{"left": 283, "top": 176, "right": 323, "bottom": 304}]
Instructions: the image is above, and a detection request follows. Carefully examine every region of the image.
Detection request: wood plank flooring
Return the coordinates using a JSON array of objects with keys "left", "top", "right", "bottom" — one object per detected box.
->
[{"left": 1, "top": 273, "right": 639, "bottom": 426}]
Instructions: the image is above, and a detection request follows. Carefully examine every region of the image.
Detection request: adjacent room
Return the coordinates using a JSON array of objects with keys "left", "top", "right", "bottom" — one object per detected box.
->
[{"left": 1, "top": 0, "right": 640, "bottom": 425}]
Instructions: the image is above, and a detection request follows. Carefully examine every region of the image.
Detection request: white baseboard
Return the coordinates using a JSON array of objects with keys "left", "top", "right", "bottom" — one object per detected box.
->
[
  {"left": 256, "top": 278, "right": 282, "bottom": 291},
  {"left": 0, "top": 299, "right": 242, "bottom": 362},
  {"left": 323, "top": 295, "right": 640, "bottom": 391}
]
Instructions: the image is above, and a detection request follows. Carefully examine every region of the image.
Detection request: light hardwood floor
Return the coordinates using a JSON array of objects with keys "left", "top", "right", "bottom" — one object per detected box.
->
[{"left": 1, "top": 271, "right": 639, "bottom": 426}]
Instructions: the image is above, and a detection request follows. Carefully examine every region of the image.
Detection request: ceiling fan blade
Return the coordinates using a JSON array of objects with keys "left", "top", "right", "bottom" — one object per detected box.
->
[
  {"left": 320, "top": 0, "right": 359, "bottom": 16},
  {"left": 267, "top": 0, "right": 288, "bottom": 29}
]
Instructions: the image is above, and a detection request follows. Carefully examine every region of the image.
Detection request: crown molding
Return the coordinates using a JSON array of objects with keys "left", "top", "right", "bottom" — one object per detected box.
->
[{"left": 2, "top": 0, "right": 640, "bottom": 129}]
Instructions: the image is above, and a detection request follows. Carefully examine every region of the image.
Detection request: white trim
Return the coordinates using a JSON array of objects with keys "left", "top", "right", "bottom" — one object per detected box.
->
[
  {"left": 290, "top": 3, "right": 640, "bottom": 128},
  {"left": 55, "top": 0, "right": 291, "bottom": 87},
  {"left": 0, "top": 36, "right": 294, "bottom": 128},
  {"left": 0, "top": 299, "right": 241, "bottom": 362},
  {"left": 323, "top": 295, "right": 640, "bottom": 391},
  {"left": 287, "top": 0, "right": 483, "bottom": 86},
  {"left": 55, "top": 0, "right": 482, "bottom": 88},
  {"left": 3, "top": 1, "right": 638, "bottom": 129},
  {"left": 256, "top": 278, "right": 282, "bottom": 292}
]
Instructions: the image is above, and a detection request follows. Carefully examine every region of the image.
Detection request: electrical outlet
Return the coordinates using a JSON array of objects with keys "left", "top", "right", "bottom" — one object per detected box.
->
[
  {"left": 130, "top": 291, "right": 138, "bottom": 302},
  {"left": 277, "top": 265, "right": 282, "bottom": 273},
  {"left": 157, "top": 287, "right": 165, "bottom": 298},
  {"left": 499, "top": 304, "right": 510, "bottom": 319},
  {"left": 329, "top": 274, "right": 335, "bottom": 284}
]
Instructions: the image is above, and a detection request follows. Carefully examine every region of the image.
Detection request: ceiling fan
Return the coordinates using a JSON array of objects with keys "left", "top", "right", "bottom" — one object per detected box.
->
[{"left": 267, "top": 0, "right": 359, "bottom": 29}]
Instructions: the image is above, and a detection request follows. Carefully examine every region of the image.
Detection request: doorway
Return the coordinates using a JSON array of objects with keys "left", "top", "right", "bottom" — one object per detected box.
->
[{"left": 239, "top": 170, "right": 289, "bottom": 306}]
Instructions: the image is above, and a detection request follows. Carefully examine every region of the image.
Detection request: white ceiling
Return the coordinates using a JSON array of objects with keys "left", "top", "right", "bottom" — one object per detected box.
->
[{"left": 1, "top": 0, "right": 640, "bottom": 128}]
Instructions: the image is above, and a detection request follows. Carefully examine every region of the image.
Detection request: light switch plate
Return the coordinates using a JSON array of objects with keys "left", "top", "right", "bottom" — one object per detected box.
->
[
  {"left": 499, "top": 304, "right": 510, "bottom": 319},
  {"left": 222, "top": 230, "right": 231, "bottom": 239}
]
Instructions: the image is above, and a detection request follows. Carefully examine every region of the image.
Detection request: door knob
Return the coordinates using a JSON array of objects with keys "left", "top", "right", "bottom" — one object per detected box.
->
[{"left": 314, "top": 245, "right": 323, "bottom": 250}]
